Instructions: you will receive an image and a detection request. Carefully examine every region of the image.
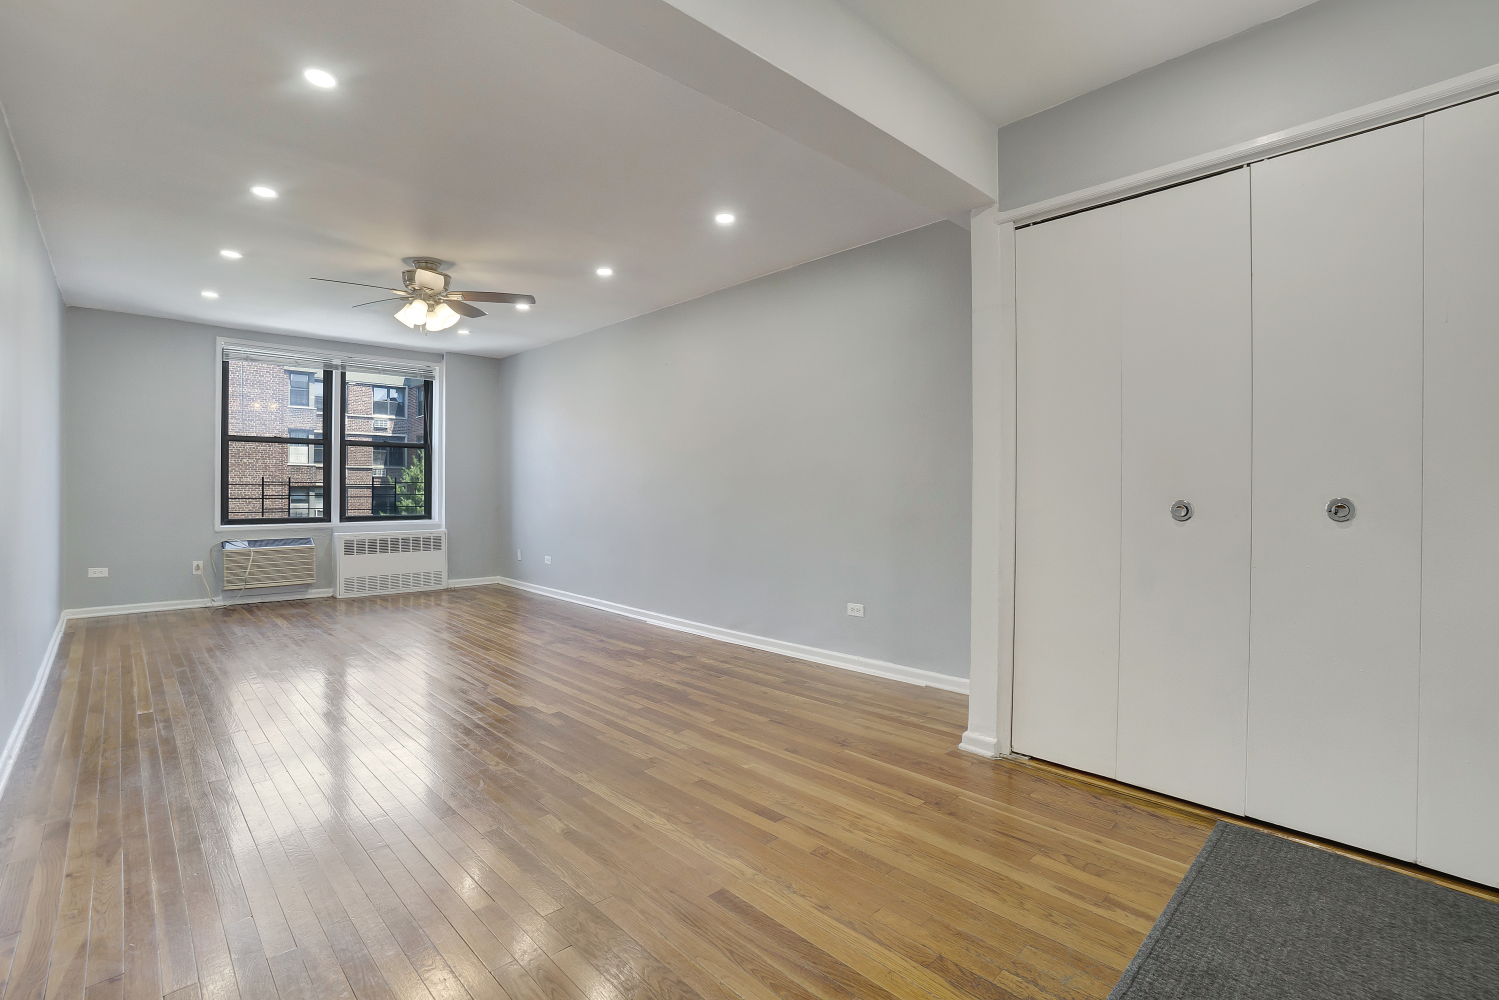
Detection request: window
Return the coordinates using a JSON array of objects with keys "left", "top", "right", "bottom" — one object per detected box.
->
[
  {"left": 289, "top": 370, "right": 324, "bottom": 410},
  {"left": 372, "top": 436, "right": 407, "bottom": 470},
  {"left": 221, "top": 349, "right": 435, "bottom": 525},
  {"left": 289, "top": 486, "right": 325, "bottom": 518},
  {"left": 341, "top": 373, "right": 431, "bottom": 520},
  {"left": 288, "top": 429, "right": 324, "bottom": 466},
  {"left": 372, "top": 386, "right": 405, "bottom": 417},
  {"left": 223, "top": 358, "right": 332, "bottom": 524}
]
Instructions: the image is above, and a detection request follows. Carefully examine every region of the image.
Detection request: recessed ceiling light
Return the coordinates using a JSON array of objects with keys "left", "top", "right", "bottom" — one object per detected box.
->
[
  {"left": 201, "top": 290, "right": 219, "bottom": 299},
  {"left": 456, "top": 328, "right": 471, "bottom": 336},
  {"left": 715, "top": 212, "right": 736, "bottom": 225},
  {"left": 515, "top": 302, "right": 531, "bottom": 311},
  {"left": 219, "top": 249, "right": 242, "bottom": 259},
  {"left": 303, "top": 68, "right": 337, "bottom": 89},
  {"left": 251, "top": 186, "right": 278, "bottom": 199},
  {"left": 596, "top": 267, "right": 613, "bottom": 277}
]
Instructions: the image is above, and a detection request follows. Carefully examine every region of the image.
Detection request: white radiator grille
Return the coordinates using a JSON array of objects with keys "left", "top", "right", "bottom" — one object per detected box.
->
[
  {"left": 222, "top": 540, "right": 317, "bottom": 590},
  {"left": 341, "top": 570, "right": 446, "bottom": 595},
  {"left": 335, "top": 530, "right": 447, "bottom": 598},
  {"left": 342, "top": 534, "right": 444, "bottom": 556}
]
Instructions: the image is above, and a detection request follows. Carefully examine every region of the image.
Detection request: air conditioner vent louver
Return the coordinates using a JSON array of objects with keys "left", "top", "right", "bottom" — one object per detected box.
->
[
  {"left": 221, "top": 537, "right": 317, "bottom": 591},
  {"left": 335, "top": 530, "right": 447, "bottom": 598}
]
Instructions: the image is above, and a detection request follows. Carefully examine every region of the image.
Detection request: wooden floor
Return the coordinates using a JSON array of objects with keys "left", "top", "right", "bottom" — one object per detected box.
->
[{"left": 0, "top": 586, "right": 1218, "bottom": 1000}]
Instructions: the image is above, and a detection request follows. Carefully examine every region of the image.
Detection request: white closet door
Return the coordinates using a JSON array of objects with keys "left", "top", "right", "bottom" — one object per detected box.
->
[
  {"left": 1248, "top": 121, "right": 1424, "bottom": 860},
  {"left": 1420, "top": 94, "right": 1499, "bottom": 887},
  {"left": 1013, "top": 204, "right": 1122, "bottom": 776},
  {"left": 1116, "top": 171, "right": 1252, "bottom": 814}
]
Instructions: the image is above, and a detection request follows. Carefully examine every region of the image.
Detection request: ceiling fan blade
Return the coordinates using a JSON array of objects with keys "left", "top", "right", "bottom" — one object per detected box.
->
[
  {"left": 451, "top": 290, "right": 536, "bottom": 304},
  {"left": 311, "top": 277, "right": 406, "bottom": 293},
  {"left": 351, "top": 297, "right": 409, "bottom": 308},
  {"left": 446, "top": 299, "right": 486, "bottom": 318}
]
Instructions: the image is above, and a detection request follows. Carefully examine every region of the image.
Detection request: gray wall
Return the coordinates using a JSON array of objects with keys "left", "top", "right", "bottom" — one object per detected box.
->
[
  {"left": 996, "top": 0, "right": 1499, "bottom": 209},
  {"left": 0, "top": 113, "right": 62, "bottom": 749},
  {"left": 500, "top": 221, "right": 972, "bottom": 678},
  {"left": 61, "top": 309, "right": 507, "bottom": 608}
]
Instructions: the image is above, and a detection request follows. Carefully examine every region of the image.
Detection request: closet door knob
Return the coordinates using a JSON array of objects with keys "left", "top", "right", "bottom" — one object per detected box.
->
[
  {"left": 1170, "top": 501, "right": 1193, "bottom": 522},
  {"left": 1326, "top": 498, "right": 1356, "bottom": 522}
]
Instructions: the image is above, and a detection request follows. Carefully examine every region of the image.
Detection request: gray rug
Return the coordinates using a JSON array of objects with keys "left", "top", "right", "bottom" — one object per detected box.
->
[{"left": 1109, "top": 822, "right": 1499, "bottom": 999}]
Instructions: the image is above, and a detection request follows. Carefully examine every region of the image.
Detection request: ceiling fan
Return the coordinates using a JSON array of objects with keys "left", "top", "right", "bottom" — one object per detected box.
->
[{"left": 312, "top": 257, "right": 536, "bottom": 333}]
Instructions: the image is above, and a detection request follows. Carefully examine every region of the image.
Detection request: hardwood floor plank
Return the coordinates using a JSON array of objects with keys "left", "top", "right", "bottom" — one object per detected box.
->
[{"left": 5, "top": 585, "right": 1451, "bottom": 1000}]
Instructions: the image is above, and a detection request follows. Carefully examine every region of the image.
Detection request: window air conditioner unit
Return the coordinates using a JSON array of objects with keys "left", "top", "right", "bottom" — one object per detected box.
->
[
  {"left": 335, "top": 530, "right": 447, "bottom": 597},
  {"left": 221, "top": 537, "right": 317, "bottom": 590}
]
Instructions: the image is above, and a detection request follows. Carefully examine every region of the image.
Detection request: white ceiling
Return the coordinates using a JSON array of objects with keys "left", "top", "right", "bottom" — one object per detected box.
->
[
  {"left": 0, "top": 0, "right": 939, "bottom": 357},
  {"left": 838, "top": 0, "right": 1320, "bottom": 126}
]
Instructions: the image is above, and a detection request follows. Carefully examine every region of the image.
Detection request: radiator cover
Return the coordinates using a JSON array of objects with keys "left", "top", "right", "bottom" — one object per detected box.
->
[
  {"left": 221, "top": 538, "right": 317, "bottom": 590},
  {"left": 335, "top": 530, "right": 447, "bottom": 597}
]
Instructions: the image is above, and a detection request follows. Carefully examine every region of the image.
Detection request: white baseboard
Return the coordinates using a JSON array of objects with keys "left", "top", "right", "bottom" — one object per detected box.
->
[
  {"left": 958, "top": 731, "right": 1028, "bottom": 761},
  {"left": 448, "top": 576, "right": 508, "bottom": 589},
  {"left": 0, "top": 613, "right": 67, "bottom": 803},
  {"left": 479, "top": 577, "right": 969, "bottom": 695},
  {"left": 64, "top": 587, "right": 335, "bottom": 621},
  {"left": 959, "top": 730, "right": 1002, "bottom": 758}
]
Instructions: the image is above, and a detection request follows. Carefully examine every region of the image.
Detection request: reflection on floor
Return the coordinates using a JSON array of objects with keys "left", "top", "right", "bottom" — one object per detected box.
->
[{"left": 0, "top": 586, "right": 1215, "bottom": 1000}]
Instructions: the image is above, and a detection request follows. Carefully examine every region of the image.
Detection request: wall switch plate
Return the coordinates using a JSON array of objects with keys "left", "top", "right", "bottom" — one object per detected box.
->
[
  {"left": 544, "top": 555, "right": 552, "bottom": 564},
  {"left": 192, "top": 561, "right": 204, "bottom": 575},
  {"left": 847, "top": 603, "right": 864, "bottom": 617},
  {"left": 516, "top": 549, "right": 522, "bottom": 560},
  {"left": 88, "top": 567, "right": 109, "bottom": 578}
]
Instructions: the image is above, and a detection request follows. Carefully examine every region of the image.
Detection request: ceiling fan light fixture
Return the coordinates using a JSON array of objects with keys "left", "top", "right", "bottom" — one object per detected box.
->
[
  {"left": 425, "top": 301, "right": 462, "bottom": 332},
  {"left": 394, "top": 299, "right": 428, "bottom": 328},
  {"left": 515, "top": 302, "right": 531, "bottom": 311}
]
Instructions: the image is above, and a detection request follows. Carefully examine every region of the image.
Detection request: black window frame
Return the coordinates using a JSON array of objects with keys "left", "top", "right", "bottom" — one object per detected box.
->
[
  {"left": 221, "top": 361, "right": 334, "bottom": 525},
  {"left": 338, "top": 373, "right": 433, "bottom": 522}
]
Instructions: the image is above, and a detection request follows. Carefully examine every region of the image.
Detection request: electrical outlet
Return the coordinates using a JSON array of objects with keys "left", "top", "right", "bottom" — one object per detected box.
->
[
  {"left": 544, "top": 555, "right": 552, "bottom": 564},
  {"left": 88, "top": 567, "right": 109, "bottom": 578},
  {"left": 192, "top": 561, "right": 204, "bottom": 575},
  {"left": 847, "top": 603, "right": 864, "bottom": 617}
]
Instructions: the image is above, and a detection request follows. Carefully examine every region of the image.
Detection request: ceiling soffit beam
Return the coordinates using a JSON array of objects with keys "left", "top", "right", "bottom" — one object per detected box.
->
[{"left": 511, "top": 0, "right": 999, "bottom": 215}]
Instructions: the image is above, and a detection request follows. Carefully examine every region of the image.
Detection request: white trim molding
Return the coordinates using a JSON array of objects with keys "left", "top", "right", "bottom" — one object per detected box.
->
[
  {"left": 471, "top": 577, "right": 969, "bottom": 695},
  {"left": 959, "top": 731, "right": 1001, "bottom": 758},
  {"left": 63, "top": 587, "right": 335, "bottom": 621},
  {"left": 964, "top": 209, "right": 1018, "bottom": 758},
  {"left": 0, "top": 614, "right": 68, "bottom": 802},
  {"left": 998, "top": 61, "right": 1499, "bottom": 227}
]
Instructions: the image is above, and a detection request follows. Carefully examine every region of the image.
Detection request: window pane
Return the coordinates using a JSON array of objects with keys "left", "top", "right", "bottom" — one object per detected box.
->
[
  {"left": 226, "top": 440, "right": 325, "bottom": 521},
  {"left": 345, "top": 374, "right": 426, "bottom": 444},
  {"left": 345, "top": 451, "right": 425, "bottom": 518},
  {"left": 227, "top": 360, "right": 325, "bottom": 438}
]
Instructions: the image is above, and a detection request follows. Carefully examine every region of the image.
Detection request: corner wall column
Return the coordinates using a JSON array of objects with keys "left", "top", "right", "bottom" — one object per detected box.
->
[{"left": 962, "top": 207, "right": 1016, "bottom": 758}]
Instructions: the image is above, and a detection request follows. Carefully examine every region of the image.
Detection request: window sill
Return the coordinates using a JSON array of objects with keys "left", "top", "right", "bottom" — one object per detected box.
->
[{"left": 215, "top": 520, "right": 445, "bottom": 534}]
